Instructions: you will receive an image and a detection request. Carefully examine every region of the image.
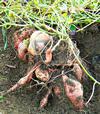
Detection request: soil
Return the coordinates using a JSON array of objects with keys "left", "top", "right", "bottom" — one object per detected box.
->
[{"left": 0, "top": 24, "right": 100, "bottom": 114}]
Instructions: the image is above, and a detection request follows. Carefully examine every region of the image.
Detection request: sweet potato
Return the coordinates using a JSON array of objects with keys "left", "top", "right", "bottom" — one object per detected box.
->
[
  {"left": 14, "top": 30, "right": 31, "bottom": 61},
  {"left": 39, "top": 89, "right": 51, "bottom": 108},
  {"left": 73, "top": 63, "right": 83, "bottom": 81},
  {"left": 17, "top": 42, "right": 28, "bottom": 60},
  {"left": 45, "top": 48, "right": 52, "bottom": 64},
  {"left": 6, "top": 76, "right": 31, "bottom": 94},
  {"left": 6, "top": 62, "right": 41, "bottom": 94},
  {"left": 14, "top": 39, "right": 22, "bottom": 49},
  {"left": 28, "top": 31, "right": 52, "bottom": 56},
  {"left": 21, "top": 29, "right": 34, "bottom": 39},
  {"left": 62, "top": 74, "right": 84, "bottom": 110},
  {"left": 35, "top": 67, "right": 50, "bottom": 82}
]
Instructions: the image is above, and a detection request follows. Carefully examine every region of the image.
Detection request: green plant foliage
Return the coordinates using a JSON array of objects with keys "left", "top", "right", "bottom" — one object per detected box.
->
[
  {"left": 2, "top": 27, "right": 8, "bottom": 50},
  {"left": 0, "top": 0, "right": 99, "bottom": 33},
  {"left": 0, "top": 96, "right": 4, "bottom": 102},
  {"left": 69, "top": 24, "right": 76, "bottom": 31},
  {"left": 0, "top": 0, "right": 100, "bottom": 85}
]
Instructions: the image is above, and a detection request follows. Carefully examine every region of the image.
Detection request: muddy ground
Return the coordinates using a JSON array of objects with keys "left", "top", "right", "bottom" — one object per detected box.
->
[{"left": 0, "top": 25, "right": 100, "bottom": 114}]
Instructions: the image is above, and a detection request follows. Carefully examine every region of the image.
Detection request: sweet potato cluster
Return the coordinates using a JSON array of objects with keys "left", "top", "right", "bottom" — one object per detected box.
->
[{"left": 6, "top": 28, "right": 84, "bottom": 110}]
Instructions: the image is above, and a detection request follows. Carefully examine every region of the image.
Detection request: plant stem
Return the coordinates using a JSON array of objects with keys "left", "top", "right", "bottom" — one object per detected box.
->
[{"left": 67, "top": 36, "right": 100, "bottom": 85}]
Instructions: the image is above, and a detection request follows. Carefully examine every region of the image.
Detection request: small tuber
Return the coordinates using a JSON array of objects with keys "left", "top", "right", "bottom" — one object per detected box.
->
[
  {"left": 45, "top": 48, "right": 52, "bottom": 64},
  {"left": 73, "top": 63, "right": 83, "bottom": 81},
  {"left": 39, "top": 89, "right": 51, "bottom": 108},
  {"left": 35, "top": 67, "right": 50, "bottom": 82}
]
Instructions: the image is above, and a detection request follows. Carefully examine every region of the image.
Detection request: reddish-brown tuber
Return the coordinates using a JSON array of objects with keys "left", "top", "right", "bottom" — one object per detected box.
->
[
  {"left": 6, "top": 75, "right": 31, "bottom": 94},
  {"left": 14, "top": 29, "right": 34, "bottom": 60},
  {"left": 73, "top": 63, "right": 83, "bottom": 81},
  {"left": 35, "top": 67, "right": 50, "bottom": 82},
  {"left": 6, "top": 62, "right": 41, "bottom": 94},
  {"left": 39, "top": 89, "right": 51, "bottom": 108},
  {"left": 17, "top": 42, "right": 28, "bottom": 60},
  {"left": 62, "top": 74, "right": 84, "bottom": 110},
  {"left": 45, "top": 48, "right": 52, "bottom": 64},
  {"left": 14, "top": 39, "right": 22, "bottom": 49}
]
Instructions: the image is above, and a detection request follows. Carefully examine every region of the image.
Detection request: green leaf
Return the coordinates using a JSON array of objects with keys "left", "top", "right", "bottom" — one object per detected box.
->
[
  {"left": 62, "top": 13, "right": 67, "bottom": 18},
  {"left": 67, "top": 17, "right": 73, "bottom": 24},
  {"left": 34, "top": 0, "right": 39, "bottom": 6},
  {"left": 0, "top": 96, "right": 4, "bottom": 101},
  {"left": 2, "top": 27, "right": 8, "bottom": 50},
  {"left": 69, "top": 24, "right": 76, "bottom": 31}
]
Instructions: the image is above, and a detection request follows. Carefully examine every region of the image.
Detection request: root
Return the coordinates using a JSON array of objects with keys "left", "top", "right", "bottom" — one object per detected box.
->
[
  {"left": 85, "top": 82, "right": 96, "bottom": 106},
  {"left": 39, "top": 88, "right": 52, "bottom": 109},
  {"left": 3, "top": 62, "right": 41, "bottom": 96}
]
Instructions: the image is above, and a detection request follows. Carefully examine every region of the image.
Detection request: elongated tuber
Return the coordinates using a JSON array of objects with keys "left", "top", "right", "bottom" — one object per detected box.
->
[
  {"left": 6, "top": 62, "right": 41, "bottom": 94},
  {"left": 62, "top": 74, "right": 84, "bottom": 110},
  {"left": 45, "top": 48, "right": 52, "bottom": 64},
  {"left": 39, "top": 89, "right": 51, "bottom": 108},
  {"left": 73, "top": 63, "right": 83, "bottom": 81},
  {"left": 17, "top": 41, "right": 28, "bottom": 60}
]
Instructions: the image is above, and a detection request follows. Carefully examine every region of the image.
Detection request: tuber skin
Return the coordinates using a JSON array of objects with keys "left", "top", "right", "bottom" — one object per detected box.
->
[
  {"left": 39, "top": 89, "right": 51, "bottom": 108},
  {"left": 35, "top": 67, "right": 50, "bottom": 82},
  {"left": 17, "top": 42, "right": 28, "bottom": 60},
  {"left": 14, "top": 29, "right": 34, "bottom": 60},
  {"left": 28, "top": 31, "right": 53, "bottom": 56},
  {"left": 6, "top": 75, "right": 32, "bottom": 94},
  {"left": 62, "top": 74, "right": 84, "bottom": 110},
  {"left": 20, "top": 29, "right": 34, "bottom": 40},
  {"left": 45, "top": 48, "right": 52, "bottom": 64},
  {"left": 14, "top": 39, "right": 22, "bottom": 49},
  {"left": 73, "top": 63, "right": 83, "bottom": 81},
  {"left": 6, "top": 62, "right": 41, "bottom": 95}
]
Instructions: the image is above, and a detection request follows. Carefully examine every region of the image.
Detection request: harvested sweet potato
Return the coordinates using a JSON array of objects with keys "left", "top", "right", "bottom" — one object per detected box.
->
[
  {"left": 39, "top": 89, "right": 51, "bottom": 108},
  {"left": 14, "top": 29, "right": 33, "bottom": 60},
  {"left": 14, "top": 39, "right": 22, "bottom": 49},
  {"left": 6, "top": 75, "right": 31, "bottom": 94},
  {"left": 28, "top": 31, "right": 52, "bottom": 56},
  {"left": 35, "top": 67, "right": 50, "bottom": 82},
  {"left": 45, "top": 48, "right": 52, "bottom": 64},
  {"left": 17, "top": 41, "right": 28, "bottom": 60},
  {"left": 14, "top": 29, "right": 33, "bottom": 61},
  {"left": 73, "top": 63, "right": 83, "bottom": 81},
  {"left": 14, "top": 29, "right": 34, "bottom": 43},
  {"left": 20, "top": 29, "right": 34, "bottom": 39},
  {"left": 17, "top": 39, "right": 29, "bottom": 61},
  {"left": 62, "top": 74, "right": 84, "bottom": 110},
  {"left": 6, "top": 62, "right": 41, "bottom": 94}
]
